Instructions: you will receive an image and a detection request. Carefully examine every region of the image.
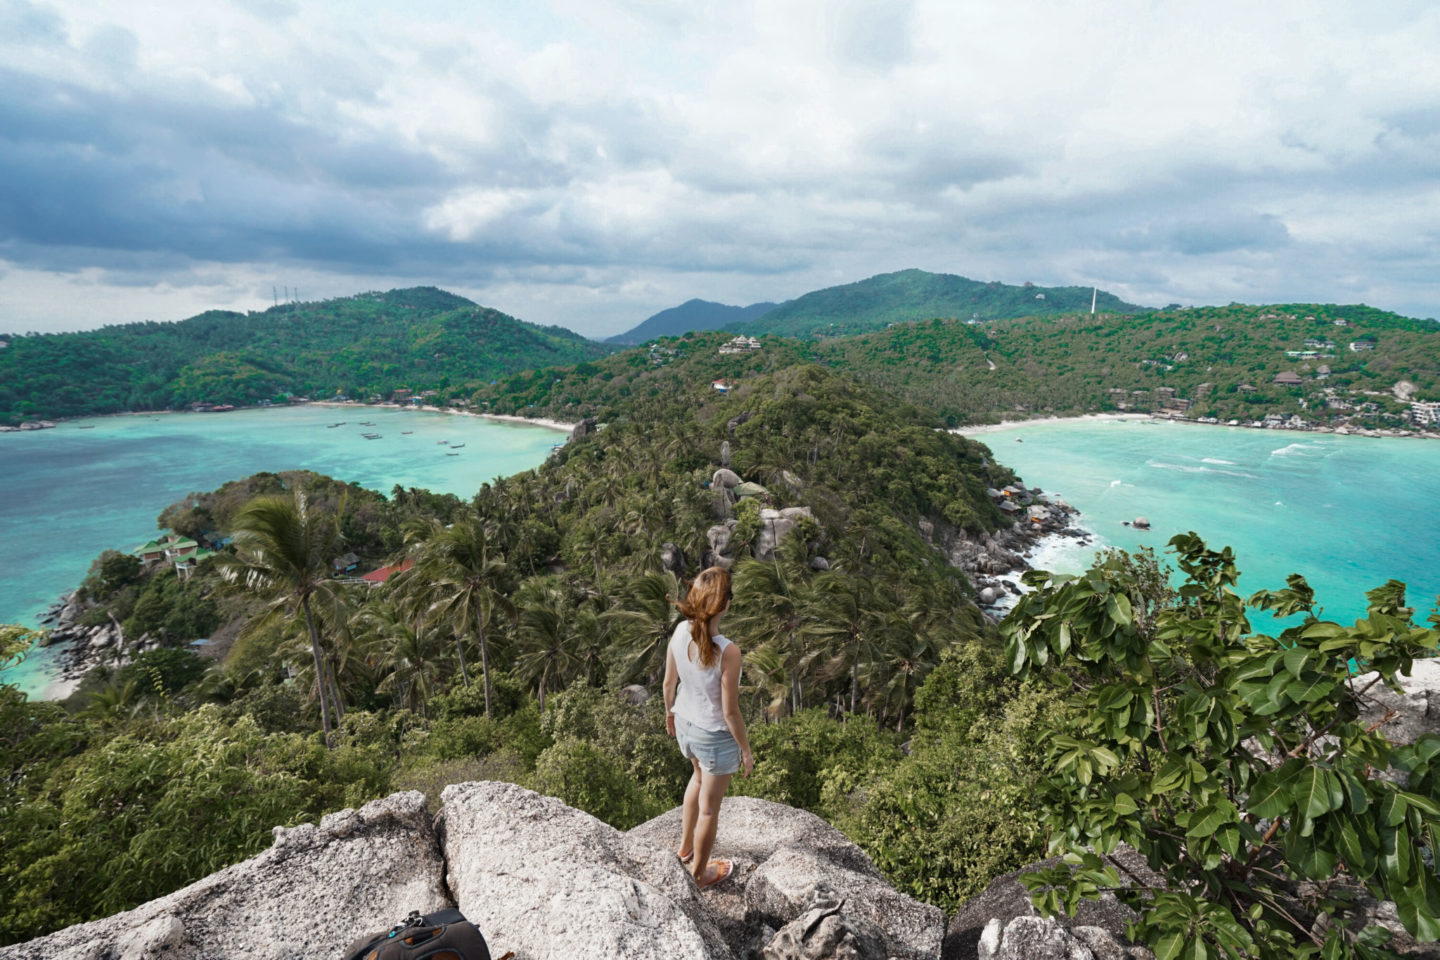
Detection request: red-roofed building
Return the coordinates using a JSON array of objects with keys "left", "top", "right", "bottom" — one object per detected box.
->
[{"left": 359, "top": 558, "right": 414, "bottom": 584}]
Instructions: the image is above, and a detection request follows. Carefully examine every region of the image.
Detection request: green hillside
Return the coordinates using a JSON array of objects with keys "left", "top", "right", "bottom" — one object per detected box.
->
[
  {"left": 0, "top": 288, "right": 615, "bottom": 425},
  {"left": 606, "top": 298, "right": 778, "bottom": 344},
  {"left": 734, "top": 268, "right": 1144, "bottom": 338},
  {"left": 819, "top": 302, "right": 1440, "bottom": 427}
]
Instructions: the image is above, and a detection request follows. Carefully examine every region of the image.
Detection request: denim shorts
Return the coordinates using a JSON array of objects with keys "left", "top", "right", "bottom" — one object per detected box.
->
[{"left": 674, "top": 714, "right": 740, "bottom": 775}]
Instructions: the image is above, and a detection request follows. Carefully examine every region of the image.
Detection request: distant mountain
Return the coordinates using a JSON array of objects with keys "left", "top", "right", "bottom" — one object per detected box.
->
[
  {"left": 733, "top": 268, "right": 1145, "bottom": 338},
  {"left": 0, "top": 287, "right": 616, "bottom": 424},
  {"left": 606, "top": 298, "right": 779, "bottom": 344}
]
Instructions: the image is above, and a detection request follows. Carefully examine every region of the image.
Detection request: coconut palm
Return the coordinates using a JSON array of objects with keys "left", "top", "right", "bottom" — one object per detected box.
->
[
  {"left": 603, "top": 571, "right": 683, "bottom": 686},
  {"left": 400, "top": 513, "right": 513, "bottom": 718},
  {"left": 363, "top": 603, "right": 454, "bottom": 718},
  {"left": 729, "top": 538, "right": 819, "bottom": 716},
  {"left": 513, "top": 579, "right": 583, "bottom": 711},
  {"left": 215, "top": 489, "right": 347, "bottom": 740},
  {"left": 803, "top": 569, "right": 889, "bottom": 715}
]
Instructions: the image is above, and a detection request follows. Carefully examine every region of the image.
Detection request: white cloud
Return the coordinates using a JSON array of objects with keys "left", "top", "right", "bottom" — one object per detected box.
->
[{"left": 1, "top": 0, "right": 1438, "bottom": 336}]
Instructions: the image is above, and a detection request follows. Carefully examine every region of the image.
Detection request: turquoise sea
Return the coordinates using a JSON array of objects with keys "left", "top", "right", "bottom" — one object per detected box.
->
[
  {"left": 967, "top": 418, "right": 1440, "bottom": 627},
  {"left": 0, "top": 406, "right": 563, "bottom": 698}
]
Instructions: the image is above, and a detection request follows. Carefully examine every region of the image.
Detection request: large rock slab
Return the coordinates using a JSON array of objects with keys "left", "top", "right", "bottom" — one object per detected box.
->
[
  {"left": 1, "top": 792, "right": 449, "bottom": 960},
  {"left": 440, "top": 781, "right": 731, "bottom": 960},
  {"left": 630, "top": 796, "right": 944, "bottom": 959}
]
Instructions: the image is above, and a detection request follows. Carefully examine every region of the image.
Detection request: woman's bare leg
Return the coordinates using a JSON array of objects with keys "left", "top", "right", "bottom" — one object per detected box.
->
[
  {"left": 691, "top": 769, "right": 733, "bottom": 884},
  {"left": 679, "top": 757, "right": 702, "bottom": 857}
]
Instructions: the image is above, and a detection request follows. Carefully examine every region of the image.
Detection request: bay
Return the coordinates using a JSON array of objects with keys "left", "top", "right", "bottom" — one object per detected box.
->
[
  {"left": 965, "top": 418, "right": 1440, "bottom": 625},
  {"left": 0, "top": 406, "right": 566, "bottom": 697}
]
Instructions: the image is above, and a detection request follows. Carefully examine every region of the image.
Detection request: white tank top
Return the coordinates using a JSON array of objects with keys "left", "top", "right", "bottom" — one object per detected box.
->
[{"left": 669, "top": 620, "right": 734, "bottom": 732}]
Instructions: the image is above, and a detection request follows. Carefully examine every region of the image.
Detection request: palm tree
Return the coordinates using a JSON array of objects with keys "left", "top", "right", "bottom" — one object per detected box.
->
[
  {"left": 603, "top": 571, "right": 683, "bottom": 687},
  {"left": 803, "top": 570, "right": 888, "bottom": 715},
  {"left": 401, "top": 513, "right": 512, "bottom": 718},
  {"left": 361, "top": 602, "right": 454, "bottom": 718},
  {"left": 513, "top": 579, "right": 583, "bottom": 711},
  {"left": 215, "top": 489, "right": 347, "bottom": 740},
  {"left": 730, "top": 538, "right": 818, "bottom": 716}
]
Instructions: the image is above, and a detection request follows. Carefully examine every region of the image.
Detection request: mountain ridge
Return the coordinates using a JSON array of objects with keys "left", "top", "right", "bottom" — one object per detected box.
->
[{"left": 606, "top": 298, "right": 779, "bottom": 345}]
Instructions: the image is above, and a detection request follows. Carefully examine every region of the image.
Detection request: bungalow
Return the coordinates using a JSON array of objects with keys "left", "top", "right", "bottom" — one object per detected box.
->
[
  {"left": 135, "top": 539, "right": 169, "bottom": 564},
  {"left": 332, "top": 552, "right": 361, "bottom": 574},
  {"left": 712, "top": 379, "right": 733, "bottom": 392},
  {"left": 359, "top": 558, "right": 414, "bottom": 585},
  {"left": 1273, "top": 371, "right": 1304, "bottom": 386},
  {"left": 174, "top": 548, "right": 215, "bottom": 582},
  {"left": 1349, "top": 340, "right": 1375, "bottom": 352}
]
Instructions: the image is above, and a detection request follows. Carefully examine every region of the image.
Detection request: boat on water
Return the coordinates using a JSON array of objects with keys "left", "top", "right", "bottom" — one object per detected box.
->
[
  {"left": 445, "top": 452, "right": 459, "bottom": 456},
  {"left": 327, "top": 422, "right": 346, "bottom": 428},
  {"left": 362, "top": 433, "right": 382, "bottom": 439},
  {"left": 358, "top": 421, "right": 375, "bottom": 426},
  {"left": 449, "top": 443, "right": 465, "bottom": 448},
  {"left": 437, "top": 440, "right": 449, "bottom": 445},
  {"left": 76, "top": 425, "right": 95, "bottom": 429},
  {"left": 401, "top": 431, "right": 413, "bottom": 435}
]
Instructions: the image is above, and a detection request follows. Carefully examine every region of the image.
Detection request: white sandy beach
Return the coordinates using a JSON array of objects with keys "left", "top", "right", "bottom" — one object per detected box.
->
[
  {"left": 309, "top": 399, "right": 577, "bottom": 433},
  {"left": 951, "top": 412, "right": 1153, "bottom": 436}
]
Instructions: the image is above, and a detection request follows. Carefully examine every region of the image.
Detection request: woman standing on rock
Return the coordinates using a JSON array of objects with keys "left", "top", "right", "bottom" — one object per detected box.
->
[{"left": 664, "top": 566, "right": 754, "bottom": 890}]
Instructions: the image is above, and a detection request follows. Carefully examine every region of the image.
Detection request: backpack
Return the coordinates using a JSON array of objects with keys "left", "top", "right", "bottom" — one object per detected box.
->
[{"left": 342, "top": 909, "right": 501, "bottom": 960}]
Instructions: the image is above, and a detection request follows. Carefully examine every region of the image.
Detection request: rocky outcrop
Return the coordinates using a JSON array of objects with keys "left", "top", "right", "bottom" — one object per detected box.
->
[
  {"left": 944, "top": 844, "right": 1160, "bottom": 960},
  {"left": 569, "top": 416, "right": 598, "bottom": 441},
  {"left": 1357, "top": 658, "right": 1440, "bottom": 748},
  {"left": 756, "top": 507, "right": 815, "bottom": 561},
  {"left": 0, "top": 792, "right": 449, "bottom": 960},
  {"left": 630, "top": 797, "right": 945, "bottom": 959},
  {"left": 441, "top": 781, "right": 731, "bottom": 960}
]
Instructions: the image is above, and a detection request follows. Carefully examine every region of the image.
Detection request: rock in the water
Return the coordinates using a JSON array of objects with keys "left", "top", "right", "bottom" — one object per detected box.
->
[
  {"left": 3, "top": 792, "right": 449, "bottom": 960},
  {"left": 1132, "top": 517, "right": 1150, "bottom": 529},
  {"left": 630, "top": 797, "right": 943, "bottom": 960},
  {"left": 441, "top": 781, "right": 731, "bottom": 960}
]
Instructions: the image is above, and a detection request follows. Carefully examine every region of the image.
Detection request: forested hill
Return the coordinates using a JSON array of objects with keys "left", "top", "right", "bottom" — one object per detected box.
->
[
  {"left": 0, "top": 287, "right": 615, "bottom": 425},
  {"left": 732, "top": 268, "right": 1144, "bottom": 338},
  {"left": 606, "top": 298, "right": 779, "bottom": 345},
  {"left": 818, "top": 301, "right": 1440, "bottom": 427}
]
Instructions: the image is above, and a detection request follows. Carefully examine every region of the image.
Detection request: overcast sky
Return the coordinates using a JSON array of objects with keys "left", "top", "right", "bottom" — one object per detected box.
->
[{"left": 2, "top": 0, "right": 1438, "bottom": 337}]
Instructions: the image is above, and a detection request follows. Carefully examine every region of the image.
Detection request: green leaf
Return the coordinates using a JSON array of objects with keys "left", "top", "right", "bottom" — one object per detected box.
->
[
  {"left": 1248, "top": 770, "right": 1294, "bottom": 820},
  {"left": 1298, "top": 766, "right": 1338, "bottom": 819},
  {"left": 1106, "top": 592, "right": 1134, "bottom": 628},
  {"left": 1114, "top": 792, "right": 1139, "bottom": 816},
  {"left": 1153, "top": 931, "right": 1185, "bottom": 960},
  {"left": 1186, "top": 801, "right": 1234, "bottom": 839}
]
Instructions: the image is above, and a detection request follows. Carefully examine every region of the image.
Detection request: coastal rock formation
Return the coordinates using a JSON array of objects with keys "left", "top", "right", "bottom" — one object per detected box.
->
[
  {"left": 441, "top": 781, "right": 731, "bottom": 960},
  {"left": 630, "top": 797, "right": 945, "bottom": 959},
  {"left": 569, "top": 416, "right": 598, "bottom": 441},
  {"left": 0, "top": 792, "right": 449, "bottom": 960}
]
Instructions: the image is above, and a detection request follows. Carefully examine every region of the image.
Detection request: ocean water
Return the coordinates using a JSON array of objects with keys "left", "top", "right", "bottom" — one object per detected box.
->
[
  {"left": 0, "top": 406, "right": 564, "bottom": 697},
  {"left": 969, "top": 419, "right": 1440, "bottom": 627}
]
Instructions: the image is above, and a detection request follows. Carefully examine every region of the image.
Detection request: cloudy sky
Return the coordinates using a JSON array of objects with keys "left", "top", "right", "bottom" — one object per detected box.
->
[{"left": 2, "top": 0, "right": 1438, "bottom": 337}]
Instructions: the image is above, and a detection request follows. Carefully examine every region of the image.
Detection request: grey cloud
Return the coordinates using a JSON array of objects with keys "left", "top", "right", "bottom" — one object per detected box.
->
[
  {"left": 0, "top": 0, "right": 65, "bottom": 46},
  {"left": 832, "top": 0, "right": 915, "bottom": 70}
]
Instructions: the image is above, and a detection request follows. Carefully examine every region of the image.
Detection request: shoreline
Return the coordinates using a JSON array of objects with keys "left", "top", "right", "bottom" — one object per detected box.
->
[
  {"left": 307, "top": 400, "right": 577, "bottom": 433},
  {"left": 6, "top": 402, "right": 578, "bottom": 435},
  {"left": 953, "top": 411, "right": 1440, "bottom": 441}
]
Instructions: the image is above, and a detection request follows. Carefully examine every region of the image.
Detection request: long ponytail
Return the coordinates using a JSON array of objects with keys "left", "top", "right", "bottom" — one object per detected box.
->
[{"left": 677, "top": 566, "right": 732, "bottom": 669}]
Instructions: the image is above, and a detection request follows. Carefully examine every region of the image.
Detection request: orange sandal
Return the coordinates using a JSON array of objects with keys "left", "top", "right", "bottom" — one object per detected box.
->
[{"left": 694, "top": 858, "right": 733, "bottom": 890}]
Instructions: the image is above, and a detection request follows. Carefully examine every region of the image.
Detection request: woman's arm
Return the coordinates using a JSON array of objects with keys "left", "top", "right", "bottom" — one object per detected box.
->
[
  {"left": 663, "top": 641, "right": 679, "bottom": 737},
  {"left": 719, "top": 644, "right": 753, "bottom": 778}
]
